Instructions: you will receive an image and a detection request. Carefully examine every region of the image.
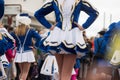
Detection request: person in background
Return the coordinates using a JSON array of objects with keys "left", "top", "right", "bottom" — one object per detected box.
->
[
  {"left": 11, "top": 13, "right": 41, "bottom": 80},
  {"left": 71, "top": 58, "right": 80, "bottom": 80},
  {"left": 104, "top": 21, "right": 120, "bottom": 80},
  {"left": 92, "top": 30, "right": 112, "bottom": 80},
  {"left": 34, "top": 0, "right": 99, "bottom": 80},
  {"left": 0, "top": 1, "right": 14, "bottom": 79},
  {"left": 36, "top": 29, "right": 52, "bottom": 80}
]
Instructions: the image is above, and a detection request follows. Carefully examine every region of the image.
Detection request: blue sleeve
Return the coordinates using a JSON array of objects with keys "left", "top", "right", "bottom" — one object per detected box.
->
[
  {"left": 31, "top": 29, "right": 41, "bottom": 48},
  {"left": 34, "top": 1, "right": 54, "bottom": 29},
  {"left": 0, "top": 0, "right": 4, "bottom": 19},
  {"left": 104, "top": 22, "right": 116, "bottom": 43},
  {"left": 0, "top": 37, "right": 7, "bottom": 55},
  {"left": 81, "top": 0, "right": 99, "bottom": 29},
  {"left": 4, "top": 37, "right": 14, "bottom": 50}
]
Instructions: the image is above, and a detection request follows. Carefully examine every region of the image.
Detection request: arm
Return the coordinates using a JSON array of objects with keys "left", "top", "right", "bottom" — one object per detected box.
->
[
  {"left": 31, "top": 29, "right": 41, "bottom": 48},
  {"left": 81, "top": 0, "right": 99, "bottom": 29},
  {"left": 34, "top": 1, "right": 54, "bottom": 29}
]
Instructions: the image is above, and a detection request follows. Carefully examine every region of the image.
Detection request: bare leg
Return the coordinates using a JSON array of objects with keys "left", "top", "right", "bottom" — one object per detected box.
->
[
  {"left": 55, "top": 54, "right": 64, "bottom": 80},
  {"left": 18, "top": 63, "right": 23, "bottom": 80},
  {"left": 21, "top": 62, "right": 31, "bottom": 80},
  {"left": 55, "top": 54, "right": 76, "bottom": 80}
]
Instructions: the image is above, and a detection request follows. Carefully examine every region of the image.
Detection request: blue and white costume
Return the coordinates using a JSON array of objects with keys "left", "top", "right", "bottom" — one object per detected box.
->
[
  {"left": 0, "top": 36, "right": 13, "bottom": 56},
  {"left": 0, "top": 0, "right": 13, "bottom": 56},
  {"left": 0, "top": 0, "right": 4, "bottom": 20},
  {"left": 104, "top": 21, "right": 120, "bottom": 65},
  {"left": 35, "top": 0, "right": 99, "bottom": 55},
  {"left": 11, "top": 14, "right": 41, "bottom": 63}
]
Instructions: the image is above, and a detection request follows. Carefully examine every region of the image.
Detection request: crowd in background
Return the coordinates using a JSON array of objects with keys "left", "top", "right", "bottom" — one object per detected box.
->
[{"left": 0, "top": 20, "right": 120, "bottom": 80}]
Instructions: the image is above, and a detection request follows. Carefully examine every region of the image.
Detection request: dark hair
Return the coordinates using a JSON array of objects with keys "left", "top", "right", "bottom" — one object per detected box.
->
[{"left": 98, "top": 31, "right": 106, "bottom": 35}]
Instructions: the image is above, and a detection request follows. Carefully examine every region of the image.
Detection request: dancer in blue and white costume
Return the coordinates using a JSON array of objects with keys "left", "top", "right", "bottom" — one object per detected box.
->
[
  {"left": 35, "top": 0, "right": 99, "bottom": 80},
  {"left": 0, "top": 0, "right": 14, "bottom": 79},
  {"left": 11, "top": 13, "right": 42, "bottom": 80}
]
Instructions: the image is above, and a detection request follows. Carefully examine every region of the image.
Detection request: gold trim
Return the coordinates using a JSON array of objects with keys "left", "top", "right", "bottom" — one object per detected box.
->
[
  {"left": 77, "top": 42, "right": 86, "bottom": 49},
  {"left": 75, "top": 0, "right": 81, "bottom": 6},
  {"left": 43, "top": 41, "right": 49, "bottom": 46},
  {"left": 43, "top": 3, "right": 52, "bottom": 8},
  {"left": 48, "top": 42, "right": 59, "bottom": 46},
  {"left": 62, "top": 40, "right": 75, "bottom": 48}
]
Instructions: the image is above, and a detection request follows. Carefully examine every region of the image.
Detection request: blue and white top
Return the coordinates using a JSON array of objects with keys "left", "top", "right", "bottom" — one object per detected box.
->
[
  {"left": 0, "top": 35, "right": 13, "bottom": 56},
  {"left": 35, "top": 0, "right": 99, "bottom": 55},
  {"left": 11, "top": 29, "right": 41, "bottom": 53}
]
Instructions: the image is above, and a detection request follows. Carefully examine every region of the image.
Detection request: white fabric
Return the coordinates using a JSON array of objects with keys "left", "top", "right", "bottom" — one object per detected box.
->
[
  {"left": 40, "top": 55, "right": 58, "bottom": 76},
  {"left": 71, "top": 68, "right": 76, "bottom": 75},
  {"left": 110, "top": 50, "right": 120, "bottom": 66},
  {"left": 16, "top": 14, "right": 31, "bottom": 26},
  {"left": 14, "top": 51, "right": 35, "bottom": 63},
  {"left": 43, "top": 0, "right": 86, "bottom": 51},
  {"left": 0, "top": 58, "right": 7, "bottom": 79},
  {"left": 44, "top": 27, "right": 86, "bottom": 48},
  {"left": 44, "top": 27, "right": 62, "bottom": 46},
  {"left": 58, "top": 0, "right": 75, "bottom": 30},
  {"left": 0, "top": 27, "right": 15, "bottom": 41},
  {"left": 1, "top": 54, "right": 9, "bottom": 68}
]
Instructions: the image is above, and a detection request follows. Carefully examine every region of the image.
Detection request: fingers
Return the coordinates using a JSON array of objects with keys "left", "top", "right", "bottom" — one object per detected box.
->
[
  {"left": 50, "top": 22, "right": 58, "bottom": 30},
  {"left": 0, "top": 23, "right": 3, "bottom": 28},
  {"left": 50, "top": 25, "right": 55, "bottom": 30},
  {"left": 74, "top": 22, "right": 84, "bottom": 31}
]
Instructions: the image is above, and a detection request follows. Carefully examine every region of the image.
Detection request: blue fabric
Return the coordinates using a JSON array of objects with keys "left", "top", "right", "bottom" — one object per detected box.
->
[
  {"left": 34, "top": 0, "right": 99, "bottom": 29},
  {"left": 11, "top": 29, "right": 41, "bottom": 53},
  {"left": 60, "top": 42, "right": 76, "bottom": 54},
  {"left": 20, "top": 13, "right": 31, "bottom": 18},
  {"left": 0, "top": 34, "right": 14, "bottom": 56},
  {"left": 0, "top": 0, "right": 4, "bottom": 19},
  {"left": 104, "top": 21, "right": 120, "bottom": 49},
  {"left": 4, "top": 37, "right": 14, "bottom": 50},
  {"left": 74, "top": 58, "right": 80, "bottom": 68},
  {"left": 76, "top": 45, "right": 88, "bottom": 53},
  {"left": 0, "top": 38, "right": 7, "bottom": 55},
  {"left": 104, "top": 22, "right": 116, "bottom": 44},
  {"left": 94, "top": 37, "right": 107, "bottom": 55}
]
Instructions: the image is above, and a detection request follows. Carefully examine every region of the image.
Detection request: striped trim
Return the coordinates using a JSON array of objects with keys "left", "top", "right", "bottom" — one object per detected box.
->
[
  {"left": 44, "top": 41, "right": 59, "bottom": 46},
  {"left": 76, "top": 42, "right": 86, "bottom": 49},
  {"left": 62, "top": 40, "right": 75, "bottom": 48},
  {"left": 43, "top": 3, "right": 52, "bottom": 8}
]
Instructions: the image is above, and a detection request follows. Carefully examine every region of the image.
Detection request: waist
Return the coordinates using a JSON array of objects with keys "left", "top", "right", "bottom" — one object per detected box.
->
[{"left": 56, "top": 22, "right": 78, "bottom": 30}]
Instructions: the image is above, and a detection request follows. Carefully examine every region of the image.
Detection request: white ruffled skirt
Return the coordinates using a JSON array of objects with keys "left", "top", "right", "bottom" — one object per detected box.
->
[
  {"left": 14, "top": 51, "right": 35, "bottom": 63},
  {"left": 41, "top": 27, "right": 87, "bottom": 56}
]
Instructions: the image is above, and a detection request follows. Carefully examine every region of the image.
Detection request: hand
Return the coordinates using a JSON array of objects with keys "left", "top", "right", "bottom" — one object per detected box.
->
[
  {"left": 0, "top": 33, "right": 2, "bottom": 40},
  {"left": 50, "top": 22, "right": 57, "bottom": 30},
  {"left": 50, "top": 25, "right": 55, "bottom": 30},
  {"left": 74, "top": 22, "right": 84, "bottom": 31},
  {"left": 29, "top": 46, "right": 34, "bottom": 49},
  {"left": 0, "top": 23, "right": 3, "bottom": 28}
]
